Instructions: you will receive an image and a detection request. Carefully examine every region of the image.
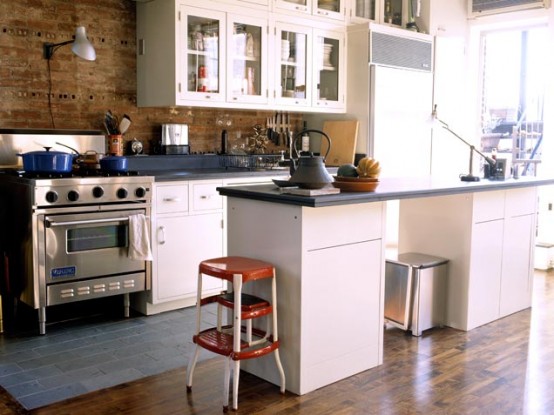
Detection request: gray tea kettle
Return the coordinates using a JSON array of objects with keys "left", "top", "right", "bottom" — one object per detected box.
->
[{"left": 290, "top": 129, "right": 333, "bottom": 189}]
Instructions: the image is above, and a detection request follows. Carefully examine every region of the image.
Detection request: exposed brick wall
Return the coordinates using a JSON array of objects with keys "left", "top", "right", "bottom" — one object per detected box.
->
[{"left": 0, "top": 0, "right": 302, "bottom": 155}]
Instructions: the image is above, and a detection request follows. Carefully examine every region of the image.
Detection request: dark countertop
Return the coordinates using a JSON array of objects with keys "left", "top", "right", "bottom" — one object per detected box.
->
[
  {"left": 217, "top": 176, "right": 554, "bottom": 207},
  {"left": 145, "top": 168, "right": 289, "bottom": 181},
  {"left": 124, "top": 154, "right": 290, "bottom": 181}
]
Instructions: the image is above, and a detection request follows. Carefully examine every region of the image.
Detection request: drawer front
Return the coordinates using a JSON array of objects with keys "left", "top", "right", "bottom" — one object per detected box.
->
[
  {"left": 473, "top": 190, "right": 505, "bottom": 223},
  {"left": 505, "top": 187, "right": 537, "bottom": 217},
  {"left": 303, "top": 202, "right": 385, "bottom": 251},
  {"left": 156, "top": 184, "right": 189, "bottom": 214},
  {"left": 191, "top": 181, "right": 223, "bottom": 212}
]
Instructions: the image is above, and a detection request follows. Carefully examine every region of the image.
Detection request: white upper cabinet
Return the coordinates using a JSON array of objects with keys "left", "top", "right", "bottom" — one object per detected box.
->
[
  {"left": 273, "top": 22, "right": 312, "bottom": 108},
  {"left": 349, "top": 0, "right": 379, "bottom": 22},
  {"left": 227, "top": 13, "right": 269, "bottom": 105},
  {"left": 272, "top": 21, "right": 345, "bottom": 110},
  {"left": 181, "top": 7, "right": 226, "bottom": 104},
  {"left": 137, "top": 0, "right": 346, "bottom": 113},
  {"left": 312, "top": 29, "right": 345, "bottom": 109},
  {"left": 274, "top": 0, "right": 346, "bottom": 21},
  {"left": 348, "top": 0, "right": 409, "bottom": 28}
]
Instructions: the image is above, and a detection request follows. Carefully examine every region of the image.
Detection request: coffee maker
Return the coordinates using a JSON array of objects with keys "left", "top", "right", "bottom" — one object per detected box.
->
[
  {"left": 485, "top": 158, "right": 511, "bottom": 180},
  {"left": 161, "top": 124, "right": 190, "bottom": 155}
]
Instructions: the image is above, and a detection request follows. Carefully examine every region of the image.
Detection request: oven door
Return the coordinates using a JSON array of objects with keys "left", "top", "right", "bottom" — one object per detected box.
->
[{"left": 40, "top": 209, "right": 148, "bottom": 284}]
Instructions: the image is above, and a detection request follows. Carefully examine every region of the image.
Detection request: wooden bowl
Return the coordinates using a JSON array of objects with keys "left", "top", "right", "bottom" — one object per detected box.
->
[
  {"left": 332, "top": 178, "right": 379, "bottom": 192},
  {"left": 334, "top": 175, "right": 379, "bottom": 183}
]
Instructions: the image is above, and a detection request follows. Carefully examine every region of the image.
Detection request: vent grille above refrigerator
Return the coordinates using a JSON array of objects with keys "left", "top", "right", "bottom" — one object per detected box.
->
[
  {"left": 369, "top": 31, "right": 433, "bottom": 72},
  {"left": 469, "top": 0, "right": 550, "bottom": 16}
]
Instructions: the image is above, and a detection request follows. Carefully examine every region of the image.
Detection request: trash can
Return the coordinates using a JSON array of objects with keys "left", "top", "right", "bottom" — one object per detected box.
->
[{"left": 384, "top": 252, "right": 448, "bottom": 336}]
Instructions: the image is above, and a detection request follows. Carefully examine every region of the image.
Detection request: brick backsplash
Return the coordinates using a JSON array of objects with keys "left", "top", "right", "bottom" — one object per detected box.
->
[{"left": 0, "top": 0, "right": 302, "bottom": 155}]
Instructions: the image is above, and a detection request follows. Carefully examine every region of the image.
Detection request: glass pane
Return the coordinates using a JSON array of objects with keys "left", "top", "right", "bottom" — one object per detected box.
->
[
  {"left": 281, "top": 31, "right": 307, "bottom": 99},
  {"left": 67, "top": 225, "right": 128, "bottom": 252},
  {"left": 316, "top": 36, "right": 339, "bottom": 101},
  {"left": 384, "top": 0, "right": 403, "bottom": 25},
  {"left": 479, "top": 26, "right": 547, "bottom": 176},
  {"left": 231, "top": 22, "right": 262, "bottom": 96},
  {"left": 187, "top": 15, "right": 220, "bottom": 93},
  {"left": 355, "top": 0, "right": 376, "bottom": 20},
  {"left": 317, "top": 0, "right": 340, "bottom": 13}
]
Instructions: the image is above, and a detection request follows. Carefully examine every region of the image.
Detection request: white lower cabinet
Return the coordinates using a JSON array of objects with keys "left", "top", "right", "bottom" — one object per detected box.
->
[
  {"left": 500, "top": 213, "right": 535, "bottom": 317},
  {"left": 398, "top": 187, "right": 538, "bottom": 331},
  {"left": 467, "top": 219, "right": 503, "bottom": 329},
  {"left": 227, "top": 199, "right": 386, "bottom": 394},
  {"left": 154, "top": 213, "right": 224, "bottom": 303},
  {"left": 133, "top": 179, "right": 224, "bottom": 315},
  {"left": 133, "top": 175, "right": 279, "bottom": 315}
]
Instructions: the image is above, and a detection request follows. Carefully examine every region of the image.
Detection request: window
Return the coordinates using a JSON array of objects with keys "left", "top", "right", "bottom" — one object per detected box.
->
[{"left": 479, "top": 25, "right": 548, "bottom": 176}]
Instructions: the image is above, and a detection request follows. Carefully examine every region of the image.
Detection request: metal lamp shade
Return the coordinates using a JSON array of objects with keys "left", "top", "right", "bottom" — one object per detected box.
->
[{"left": 71, "top": 26, "right": 96, "bottom": 61}]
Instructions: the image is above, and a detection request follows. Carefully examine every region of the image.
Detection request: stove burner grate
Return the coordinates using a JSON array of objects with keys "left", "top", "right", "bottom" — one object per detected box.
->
[
  {"left": 1, "top": 168, "right": 141, "bottom": 179},
  {"left": 74, "top": 168, "right": 141, "bottom": 177}
]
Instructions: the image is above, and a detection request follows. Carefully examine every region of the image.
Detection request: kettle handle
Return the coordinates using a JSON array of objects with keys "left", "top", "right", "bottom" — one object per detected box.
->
[{"left": 291, "top": 129, "right": 332, "bottom": 161}]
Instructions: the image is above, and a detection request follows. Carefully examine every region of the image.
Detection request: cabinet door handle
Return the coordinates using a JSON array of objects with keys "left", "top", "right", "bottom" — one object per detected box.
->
[
  {"left": 163, "top": 197, "right": 181, "bottom": 202},
  {"left": 295, "top": 5, "right": 307, "bottom": 11},
  {"left": 200, "top": 195, "right": 212, "bottom": 199},
  {"left": 158, "top": 225, "right": 166, "bottom": 245}
]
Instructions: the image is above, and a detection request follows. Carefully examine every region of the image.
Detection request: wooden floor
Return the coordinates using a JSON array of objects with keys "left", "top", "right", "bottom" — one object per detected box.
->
[{"left": 1, "top": 270, "right": 553, "bottom": 415}]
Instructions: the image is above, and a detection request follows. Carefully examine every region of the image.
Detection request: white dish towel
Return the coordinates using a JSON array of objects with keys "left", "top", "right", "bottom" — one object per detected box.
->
[{"left": 128, "top": 214, "right": 153, "bottom": 261}]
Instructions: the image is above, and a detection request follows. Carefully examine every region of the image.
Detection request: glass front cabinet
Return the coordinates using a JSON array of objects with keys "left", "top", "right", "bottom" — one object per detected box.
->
[
  {"left": 274, "top": 22, "right": 344, "bottom": 110},
  {"left": 274, "top": 22, "right": 312, "bottom": 108},
  {"left": 181, "top": 8, "right": 226, "bottom": 103},
  {"left": 137, "top": 0, "right": 345, "bottom": 112},
  {"left": 274, "top": 0, "right": 345, "bottom": 21},
  {"left": 349, "top": 0, "right": 408, "bottom": 27},
  {"left": 313, "top": 29, "right": 345, "bottom": 109},
  {"left": 227, "top": 14, "right": 268, "bottom": 104}
]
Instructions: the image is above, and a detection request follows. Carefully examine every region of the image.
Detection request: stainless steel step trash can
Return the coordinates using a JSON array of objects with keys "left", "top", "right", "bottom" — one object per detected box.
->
[{"left": 384, "top": 252, "right": 448, "bottom": 336}]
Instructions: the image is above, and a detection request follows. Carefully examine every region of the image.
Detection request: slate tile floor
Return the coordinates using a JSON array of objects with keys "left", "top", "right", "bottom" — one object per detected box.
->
[{"left": 0, "top": 297, "right": 215, "bottom": 410}]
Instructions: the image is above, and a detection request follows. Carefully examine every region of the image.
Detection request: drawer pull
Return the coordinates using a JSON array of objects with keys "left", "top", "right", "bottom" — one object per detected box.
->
[
  {"left": 163, "top": 197, "right": 181, "bottom": 202},
  {"left": 158, "top": 225, "right": 166, "bottom": 245},
  {"left": 200, "top": 195, "right": 212, "bottom": 199}
]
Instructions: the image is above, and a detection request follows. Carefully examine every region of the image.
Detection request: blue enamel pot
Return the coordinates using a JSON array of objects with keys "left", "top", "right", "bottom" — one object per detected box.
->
[
  {"left": 100, "top": 155, "right": 128, "bottom": 172},
  {"left": 17, "top": 147, "right": 74, "bottom": 173}
]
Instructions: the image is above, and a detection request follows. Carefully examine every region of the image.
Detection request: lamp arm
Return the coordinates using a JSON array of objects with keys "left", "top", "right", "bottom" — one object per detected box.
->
[
  {"left": 43, "top": 40, "right": 73, "bottom": 60},
  {"left": 438, "top": 120, "right": 496, "bottom": 166}
]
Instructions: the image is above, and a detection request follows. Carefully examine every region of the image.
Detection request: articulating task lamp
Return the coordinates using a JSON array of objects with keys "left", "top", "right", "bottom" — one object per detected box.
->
[{"left": 430, "top": 105, "right": 496, "bottom": 182}]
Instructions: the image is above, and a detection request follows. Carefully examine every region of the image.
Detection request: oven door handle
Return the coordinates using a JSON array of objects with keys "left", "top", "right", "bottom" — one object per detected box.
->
[{"left": 44, "top": 217, "right": 131, "bottom": 228}]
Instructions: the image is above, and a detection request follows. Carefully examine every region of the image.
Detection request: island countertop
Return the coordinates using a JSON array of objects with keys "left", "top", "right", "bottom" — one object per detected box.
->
[{"left": 217, "top": 176, "right": 554, "bottom": 207}]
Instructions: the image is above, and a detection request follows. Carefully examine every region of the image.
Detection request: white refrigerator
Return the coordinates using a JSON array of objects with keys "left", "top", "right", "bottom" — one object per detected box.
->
[{"left": 369, "top": 64, "right": 434, "bottom": 178}]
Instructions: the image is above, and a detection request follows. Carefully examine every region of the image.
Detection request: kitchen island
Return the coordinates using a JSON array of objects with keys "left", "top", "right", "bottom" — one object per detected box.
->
[{"left": 218, "top": 176, "right": 554, "bottom": 395}]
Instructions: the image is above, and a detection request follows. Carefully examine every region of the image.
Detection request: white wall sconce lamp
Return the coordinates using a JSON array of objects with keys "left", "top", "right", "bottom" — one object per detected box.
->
[
  {"left": 43, "top": 26, "right": 96, "bottom": 128},
  {"left": 43, "top": 26, "right": 96, "bottom": 61}
]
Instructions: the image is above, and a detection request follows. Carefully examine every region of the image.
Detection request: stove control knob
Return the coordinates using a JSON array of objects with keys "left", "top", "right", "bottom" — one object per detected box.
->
[
  {"left": 135, "top": 187, "right": 147, "bottom": 198},
  {"left": 67, "top": 190, "right": 79, "bottom": 202},
  {"left": 45, "top": 191, "right": 58, "bottom": 203},
  {"left": 117, "top": 188, "right": 128, "bottom": 199},
  {"left": 92, "top": 186, "right": 104, "bottom": 198}
]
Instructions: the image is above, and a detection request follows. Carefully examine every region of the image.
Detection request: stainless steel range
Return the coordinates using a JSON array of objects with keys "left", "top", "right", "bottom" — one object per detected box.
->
[{"left": 0, "top": 130, "right": 153, "bottom": 334}]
